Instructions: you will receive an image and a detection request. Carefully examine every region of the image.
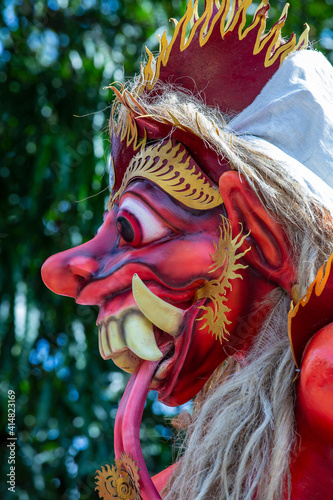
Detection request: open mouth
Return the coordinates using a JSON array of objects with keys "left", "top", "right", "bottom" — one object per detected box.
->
[
  {"left": 96, "top": 274, "right": 213, "bottom": 497},
  {"left": 97, "top": 274, "right": 201, "bottom": 395}
]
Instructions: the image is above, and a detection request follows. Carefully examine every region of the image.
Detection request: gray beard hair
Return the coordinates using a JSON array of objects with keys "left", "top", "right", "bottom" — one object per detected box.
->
[{"left": 164, "top": 290, "right": 297, "bottom": 500}]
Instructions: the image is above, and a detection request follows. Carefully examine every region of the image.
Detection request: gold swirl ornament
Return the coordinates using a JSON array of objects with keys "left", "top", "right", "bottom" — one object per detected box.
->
[{"left": 95, "top": 453, "right": 142, "bottom": 500}]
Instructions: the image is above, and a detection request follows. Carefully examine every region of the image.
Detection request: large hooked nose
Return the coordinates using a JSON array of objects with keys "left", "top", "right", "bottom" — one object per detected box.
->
[
  {"left": 41, "top": 211, "right": 118, "bottom": 299},
  {"left": 41, "top": 250, "right": 100, "bottom": 298}
]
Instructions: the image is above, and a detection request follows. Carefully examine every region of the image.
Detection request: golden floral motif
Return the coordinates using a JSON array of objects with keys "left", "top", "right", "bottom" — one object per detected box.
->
[
  {"left": 196, "top": 216, "right": 250, "bottom": 342},
  {"left": 95, "top": 453, "right": 142, "bottom": 500},
  {"left": 115, "top": 477, "right": 132, "bottom": 500}
]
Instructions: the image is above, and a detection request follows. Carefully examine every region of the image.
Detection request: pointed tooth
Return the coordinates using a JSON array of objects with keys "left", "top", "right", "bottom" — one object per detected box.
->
[
  {"left": 108, "top": 320, "right": 126, "bottom": 352},
  {"left": 100, "top": 324, "right": 111, "bottom": 358},
  {"left": 123, "top": 313, "right": 163, "bottom": 361},
  {"left": 132, "top": 274, "right": 184, "bottom": 336}
]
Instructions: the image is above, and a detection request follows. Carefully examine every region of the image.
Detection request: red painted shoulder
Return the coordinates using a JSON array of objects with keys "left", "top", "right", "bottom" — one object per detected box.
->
[
  {"left": 290, "top": 323, "right": 333, "bottom": 499},
  {"left": 152, "top": 463, "right": 178, "bottom": 498},
  {"left": 298, "top": 322, "right": 333, "bottom": 440}
]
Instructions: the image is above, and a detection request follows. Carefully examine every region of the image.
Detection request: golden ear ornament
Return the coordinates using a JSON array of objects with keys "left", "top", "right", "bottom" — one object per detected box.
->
[
  {"left": 95, "top": 452, "right": 142, "bottom": 500},
  {"left": 108, "top": 139, "right": 223, "bottom": 210},
  {"left": 195, "top": 216, "right": 250, "bottom": 342}
]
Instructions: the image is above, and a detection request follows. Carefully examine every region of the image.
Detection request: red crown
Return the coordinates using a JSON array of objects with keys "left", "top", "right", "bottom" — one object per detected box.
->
[{"left": 109, "top": 0, "right": 308, "bottom": 197}]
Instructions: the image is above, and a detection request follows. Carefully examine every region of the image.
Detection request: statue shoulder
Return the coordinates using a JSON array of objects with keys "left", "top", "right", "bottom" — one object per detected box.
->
[{"left": 297, "top": 322, "right": 333, "bottom": 439}]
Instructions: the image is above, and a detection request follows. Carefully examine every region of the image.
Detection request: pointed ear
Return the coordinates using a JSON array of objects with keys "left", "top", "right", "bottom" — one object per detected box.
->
[{"left": 219, "top": 171, "right": 297, "bottom": 295}]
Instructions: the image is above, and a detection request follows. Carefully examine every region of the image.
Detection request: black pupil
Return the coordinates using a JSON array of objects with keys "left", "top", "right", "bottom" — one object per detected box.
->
[{"left": 116, "top": 216, "right": 135, "bottom": 242}]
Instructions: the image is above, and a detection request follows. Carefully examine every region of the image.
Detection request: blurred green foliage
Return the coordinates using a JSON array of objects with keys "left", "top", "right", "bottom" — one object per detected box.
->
[{"left": 0, "top": 0, "right": 332, "bottom": 499}]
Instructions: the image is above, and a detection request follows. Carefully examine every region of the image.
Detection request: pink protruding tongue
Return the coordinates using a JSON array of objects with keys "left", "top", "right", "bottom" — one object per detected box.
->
[{"left": 114, "top": 359, "right": 162, "bottom": 500}]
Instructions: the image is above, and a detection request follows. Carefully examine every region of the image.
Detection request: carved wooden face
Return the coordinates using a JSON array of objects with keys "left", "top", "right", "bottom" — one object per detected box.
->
[{"left": 42, "top": 141, "right": 278, "bottom": 406}]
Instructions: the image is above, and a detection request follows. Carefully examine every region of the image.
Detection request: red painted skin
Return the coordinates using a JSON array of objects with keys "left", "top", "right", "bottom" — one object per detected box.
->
[
  {"left": 42, "top": 175, "right": 280, "bottom": 405},
  {"left": 42, "top": 169, "right": 333, "bottom": 497},
  {"left": 290, "top": 323, "right": 333, "bottom": 500}
]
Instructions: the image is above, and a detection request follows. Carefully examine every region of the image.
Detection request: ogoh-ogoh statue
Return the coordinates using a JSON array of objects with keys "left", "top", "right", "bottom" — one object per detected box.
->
[{"left": 42, "top": 1, "right": 333, "bottom": 498}]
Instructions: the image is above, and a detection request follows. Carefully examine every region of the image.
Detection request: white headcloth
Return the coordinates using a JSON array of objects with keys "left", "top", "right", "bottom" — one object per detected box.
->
[{"left": 230, "top": 50, "right": 333, "bottom": 213}]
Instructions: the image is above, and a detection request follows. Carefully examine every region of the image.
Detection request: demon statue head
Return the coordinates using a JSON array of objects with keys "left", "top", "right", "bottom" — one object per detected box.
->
[{"left": 42, "top": 1, "right": 333, "bottom": 499}]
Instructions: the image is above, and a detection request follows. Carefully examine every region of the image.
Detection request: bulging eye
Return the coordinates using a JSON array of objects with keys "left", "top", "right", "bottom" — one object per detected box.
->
[
  {"left": 117, "top": 197, "right": 170, "bottom": 247},
  {"left": 116, "top": 211, "right": 142, "bottom": 246}
]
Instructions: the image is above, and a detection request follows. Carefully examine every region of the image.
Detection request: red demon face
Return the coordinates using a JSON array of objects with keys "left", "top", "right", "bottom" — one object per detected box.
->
[
  {"left": 42, "top": 138, "right": 293, "bottom": 406},
  {"left": 43, "top": 181, "right": 222, "bottom": 405}
]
